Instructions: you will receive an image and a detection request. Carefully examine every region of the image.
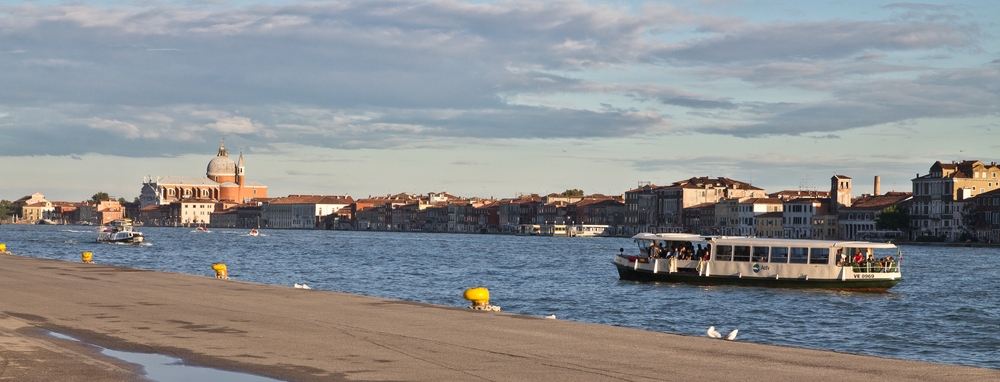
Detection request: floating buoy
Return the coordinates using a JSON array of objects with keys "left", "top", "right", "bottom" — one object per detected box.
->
[
  {"left": 463, "top": 287, "right": 500, "bottom": 311},
  {"left": 81, "top": 251, "right": 93, "bottom": 263},
  {"left": 0, "top": 243, "right": 9, "bottom": 254},
  {"left": 212, "top": 263, "right": 229, "bottom": 279}
]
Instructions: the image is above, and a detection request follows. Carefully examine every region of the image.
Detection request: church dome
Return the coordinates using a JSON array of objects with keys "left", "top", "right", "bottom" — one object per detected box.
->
[{"left": 207, "top": 140, "right": 237, "bottom": 177}]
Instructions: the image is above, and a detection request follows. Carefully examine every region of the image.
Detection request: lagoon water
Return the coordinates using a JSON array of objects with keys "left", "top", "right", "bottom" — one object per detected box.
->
[{"left": 2, "top": 225, "right": 999, "bottom": 370}]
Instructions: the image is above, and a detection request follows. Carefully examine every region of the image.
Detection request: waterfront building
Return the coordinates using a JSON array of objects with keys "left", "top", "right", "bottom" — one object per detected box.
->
[
  {"left": 968, "top": 188, "right": 1000, "bottom": 242},
  {"left": 838, "top": 191, "right": 912, "bottom": 241},
  {"left": 714, "top": 197, "right": 782, "bottom": 236},
  {"left": 21, "top": 200, "right": 54, "bottom": 224},
  {"left": 262, "top": 195, "right": 354, "bottom": 229},
  {"left": 95, "top": 200, "right": 124, "bottom": 225},
  {"left": 782, "top": 198, "right": 830, "bottom": 238},
  {"left": 139, "top": 140, "right": 268, "bottom": 209},
  {"left": 754, "top": 211, "right": 784, "bottom": 238},
  {"left": 623, "top": 183, "right": 659, "bottom": 234},
  {"left": 662, "top": 177, "right": 766, "bottom": 229},
  {"left": 625, "top": 178, "right": 766, "bottom": 235},
  {"left": 910, "top": 160, "right": 1000, "bottom": 241},
  {"left": 571, "top": 195, "right": 625, "bottom": 226},
  {"left": 170, "top": 199, "right": 215, "bottom": 226},
  {"left": 682, "top": 202, "right": 716, "bottom": 235},
  {"left": 13, "top": 193, "right": 50, "bottom": 222}
]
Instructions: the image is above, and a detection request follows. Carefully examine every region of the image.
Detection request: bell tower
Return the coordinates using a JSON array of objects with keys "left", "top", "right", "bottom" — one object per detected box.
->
[
  {"left": 237, "top": 150, "right": 245, "bottom": 187},
  {"left": 831, "top": 175, "right": 852, "bottom": 212}
]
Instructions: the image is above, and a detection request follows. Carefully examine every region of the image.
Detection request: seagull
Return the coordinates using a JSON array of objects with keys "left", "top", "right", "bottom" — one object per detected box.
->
[
  {"left": 707, "top": 326, "right": 722, "bottom": 339},
  {"left": 725, "top": 329, "right": 738, "bottom": 341},
  {"left": 294, "top": 283, "right": 311, "bottom": 289},
  {"left": 707, "top": 326, "right": 739, "bottom": 340},
  {"left": 544, "top": 315, "right": 557, "bottom": 319}
]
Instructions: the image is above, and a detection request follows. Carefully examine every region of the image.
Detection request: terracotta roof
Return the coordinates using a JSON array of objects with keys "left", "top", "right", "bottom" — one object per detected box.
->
[
  {"left": 271, "top": 195, "right": 354, "bottom": 205},
  {"left": 740, "top": 198, "right": 784, "bottom": 204},
  {"left": 684, "top": 202, "right": 717, "bottom": 209},
  {"left": 668, "top": 176, "right": 763, "bottom": 190},
  {"left": 575, "top": 197, "right": 623, "bottom": 207}
]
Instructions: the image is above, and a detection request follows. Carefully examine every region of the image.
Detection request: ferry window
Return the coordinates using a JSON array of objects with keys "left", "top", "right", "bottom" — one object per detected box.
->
[
  {"left": 809, "top": 248, "right": 830, "bottom": 264},
  {"left": 733, "top": 246, "right": 751, "bottom": 261},
  {"left": 771, "top": 247, "right": 788, "bottom": 263},
  {"left": 752, "top": 247, "right": 769, "bottom": 262},
  {"left": 790, "top": 247, "right": 809, "bottom": 264},
  {"left": 716, "top": 245, "right": 733, "bottom": 261}
]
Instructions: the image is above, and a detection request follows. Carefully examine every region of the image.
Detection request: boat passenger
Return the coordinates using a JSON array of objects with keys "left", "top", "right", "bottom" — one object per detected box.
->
[
  {"left": 648, "top": 242, "right": 661, "bottom": 259},
  {"left": 853, "top": 252, "right": 864, "bottom": 266}
]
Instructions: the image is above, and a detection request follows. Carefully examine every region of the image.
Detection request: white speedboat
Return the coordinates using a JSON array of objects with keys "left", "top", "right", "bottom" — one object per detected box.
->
[
  {"left": 248, "top": 228, "right": 259, "bottom": 236},
  {"left": 97, "top": 219, "right": 144, "bottom": 244},
  {"left": 613, "top": 233, "right": 902, "bottom": 291}
]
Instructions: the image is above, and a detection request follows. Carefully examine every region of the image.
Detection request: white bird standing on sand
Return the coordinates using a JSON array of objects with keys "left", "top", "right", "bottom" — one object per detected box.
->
[
  {"left": 544, "top": 315, "right": 557, "bottom": 319},
  {"left": 294, "top": 283, "right": 311, "bottom": 289},
  {"left": 725, "top": 329, "right": 738, "bottom": 340},
  {"left": 707, "top": 326, "right": 722, "bottom": 339},
  {"left": 706, "top": 326, "right": 738, "bottom": 340}
]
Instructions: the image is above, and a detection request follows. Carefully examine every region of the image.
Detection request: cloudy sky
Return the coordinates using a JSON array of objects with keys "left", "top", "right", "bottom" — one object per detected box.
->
[{"left": 2, "top": 0, "right": 998, "bottom": 202}]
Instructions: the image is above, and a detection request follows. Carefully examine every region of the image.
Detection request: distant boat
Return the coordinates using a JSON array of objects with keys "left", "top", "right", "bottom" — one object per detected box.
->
[
  {"left": 97, "top": 219, "right": 144, "bottom": 244},
  {"left": 248, "top": 228, "right": 259, "bottom": 236},
  {"left": 195, "top": 226, "right": 210, "bottom": 232}
]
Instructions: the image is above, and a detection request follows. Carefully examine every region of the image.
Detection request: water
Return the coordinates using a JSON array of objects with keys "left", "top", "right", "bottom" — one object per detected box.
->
[
  {"left": 47, "top": 331, "right": 283, "bottom": 382},
  {"left": 3, "top": 225, "right": 1000, "bottom": 370}
]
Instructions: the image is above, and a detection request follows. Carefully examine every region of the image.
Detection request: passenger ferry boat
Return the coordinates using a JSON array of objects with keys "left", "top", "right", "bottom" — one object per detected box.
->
[
  {"left": 97, "top": 219, "right": 144, "bottom": 244},
  {"left": 613, "top": 233, "right": 901, "bottom": 291}
]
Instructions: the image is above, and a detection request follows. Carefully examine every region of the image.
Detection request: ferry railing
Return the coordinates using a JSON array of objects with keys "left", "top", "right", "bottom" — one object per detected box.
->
[{"left": 849, "top": 262, "right": 898, "bottom": 273}]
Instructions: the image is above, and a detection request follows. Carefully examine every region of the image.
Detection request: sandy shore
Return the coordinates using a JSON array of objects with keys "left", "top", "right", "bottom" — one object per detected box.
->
[{"left": 0, "top": 253, "right": 996, "bottom": 381}]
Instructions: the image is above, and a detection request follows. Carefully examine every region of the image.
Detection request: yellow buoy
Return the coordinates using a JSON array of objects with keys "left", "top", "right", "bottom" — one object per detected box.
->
[
  {"left": 463, "top": 287, "right": 499, "bottom": 311},
  {"left": 212, "top": 263, "right": 229, "bottom": 279},
  {"left": 81, "top": 251, "right": 93, "bottom": 263},
  {"left": 0, "top": 243, "right": 6, "bottom": 252}
]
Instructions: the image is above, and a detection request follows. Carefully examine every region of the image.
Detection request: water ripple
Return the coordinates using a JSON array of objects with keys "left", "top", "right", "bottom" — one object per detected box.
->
[{"left": 1, "top": 225, "right": 999, "bottom": 369}]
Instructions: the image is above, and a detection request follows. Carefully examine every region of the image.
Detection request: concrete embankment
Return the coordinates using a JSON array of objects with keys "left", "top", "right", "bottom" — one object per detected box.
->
[{"left": 0, "top": 254, "right": 996, "bottom": 382}]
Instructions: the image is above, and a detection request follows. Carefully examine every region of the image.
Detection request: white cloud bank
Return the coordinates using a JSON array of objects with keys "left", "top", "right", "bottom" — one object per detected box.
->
[{"left": 0, "top": 0, "right": 994, "bottom": 159}]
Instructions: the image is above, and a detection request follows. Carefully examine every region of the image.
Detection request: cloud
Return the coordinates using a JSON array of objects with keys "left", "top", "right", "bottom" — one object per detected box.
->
[
  {"left": 696, "top": 66, "right": 1000, "bottom": 137},
  {"left": 86, "top": 118, "right": 142, "bottom": 138},
  {"left": 0, "top": 1, "right": 994, "bottom": 157},
  {"left": 664, "top": 20, "right": 977, "bottom": 64},
  {"left": 204, "top": 115, "right": 258, "bottom": 134}
]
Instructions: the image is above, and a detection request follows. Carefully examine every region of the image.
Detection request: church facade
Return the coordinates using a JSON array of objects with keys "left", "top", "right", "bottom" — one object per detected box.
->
[{"left": 140, "top": 141, "right": 268, "bottom": 208}]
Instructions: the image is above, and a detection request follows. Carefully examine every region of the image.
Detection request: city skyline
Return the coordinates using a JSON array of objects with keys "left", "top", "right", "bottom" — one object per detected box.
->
[{"left": 2, "top": 0, "right": 998, "bottom": 201}]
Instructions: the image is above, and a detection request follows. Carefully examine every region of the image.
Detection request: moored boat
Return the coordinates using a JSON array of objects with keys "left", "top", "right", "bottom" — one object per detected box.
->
[
  {"left": 97, "top": 219, "right": 144, "bottom": 244},
  {"left": 613, "top": 233, "right": 902, "bottom": 291}
]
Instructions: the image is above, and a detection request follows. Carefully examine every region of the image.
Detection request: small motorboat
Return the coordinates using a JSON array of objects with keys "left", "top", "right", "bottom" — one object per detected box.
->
[
  {"left": 97, "top": 219, "right": 144, "bottom": 244},
  {"left": 248, "top": 228, "right": 259, "bottom": 236}
]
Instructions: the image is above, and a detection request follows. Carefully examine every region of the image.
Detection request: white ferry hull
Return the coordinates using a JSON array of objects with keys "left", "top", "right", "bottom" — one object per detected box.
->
[{"left": 613, "top": 255, "right": 900, "bottom": 292}]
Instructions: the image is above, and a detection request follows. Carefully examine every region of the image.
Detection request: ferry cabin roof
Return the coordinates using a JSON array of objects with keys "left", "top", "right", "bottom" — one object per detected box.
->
[{"left": 631, "top": 233, "right": 898, "bottom": 250}]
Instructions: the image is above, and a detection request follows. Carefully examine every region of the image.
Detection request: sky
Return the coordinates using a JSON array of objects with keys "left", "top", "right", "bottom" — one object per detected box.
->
[{"left": 1, "top": 0, "right": 998, "bottom": 202}]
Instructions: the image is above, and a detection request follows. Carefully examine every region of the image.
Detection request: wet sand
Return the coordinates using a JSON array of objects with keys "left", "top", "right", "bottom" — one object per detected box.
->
[{"left": 0, "top": 254, "right": 996, "bottom": 382}]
